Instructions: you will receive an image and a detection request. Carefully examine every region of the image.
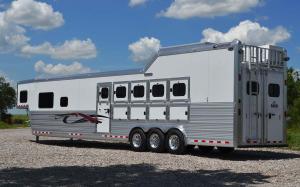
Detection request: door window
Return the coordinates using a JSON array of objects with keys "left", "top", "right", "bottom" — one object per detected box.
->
[
  {"left": 268, "top": 84, "right": 280, "bottom": 97},
  {"left": 100, "top": 88, "right": 109, "bottom": 99},
  {"left": 247, "top": 81, "right": 259, "bottom": 96}
]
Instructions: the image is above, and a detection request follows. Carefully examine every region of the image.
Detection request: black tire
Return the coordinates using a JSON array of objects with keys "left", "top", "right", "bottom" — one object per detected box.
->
[
  {"left": 129, "top": 129, "right": 147, "bottom": 152},
  {"left": 147, "top": 128, "right": 165, "bottom": 153},
  {"left": 165, "top": 129, "right": 186, "bottom": 154},
  {"left": 198, "top": 146, "right": 214, "bottom": 153},
  {"left": 218, "top": 147, "right": 234, "bottom": 154}
]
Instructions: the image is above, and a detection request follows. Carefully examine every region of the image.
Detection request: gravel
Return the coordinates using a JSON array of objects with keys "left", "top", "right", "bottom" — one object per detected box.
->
[{"left": 0, "top": 128, "right": 299, "bottom": 186}]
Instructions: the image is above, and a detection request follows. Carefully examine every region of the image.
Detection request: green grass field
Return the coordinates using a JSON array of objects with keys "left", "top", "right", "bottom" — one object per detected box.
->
[
  {"left": 287, "top": 128, "right": 300, "bottom": 151},
  {"left": 0, "top": 115, "right": 29, "bottom": 129},
  {"left": 0, "top": 121, "right": 29, "bottom": 129}
]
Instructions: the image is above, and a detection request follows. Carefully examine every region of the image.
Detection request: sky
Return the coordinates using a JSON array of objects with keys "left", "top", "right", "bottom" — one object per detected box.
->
[{"left": 0, "top": 0, "right": 299, "bottom": 87}]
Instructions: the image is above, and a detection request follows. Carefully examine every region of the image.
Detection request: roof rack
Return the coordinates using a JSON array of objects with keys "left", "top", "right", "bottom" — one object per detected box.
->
[{"left": 241, "top": 45, "right": 288, "bottom": 68}]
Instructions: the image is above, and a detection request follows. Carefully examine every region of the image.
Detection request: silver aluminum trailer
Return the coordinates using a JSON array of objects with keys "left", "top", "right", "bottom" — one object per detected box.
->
[{"left": 17, "top": 40, "right": 289, "bottom": 154}]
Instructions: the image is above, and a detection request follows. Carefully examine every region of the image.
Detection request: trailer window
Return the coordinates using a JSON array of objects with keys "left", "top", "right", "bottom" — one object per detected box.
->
[
  {"left": 247, "top": 81, "right": 259, "bottom": 96},
  {"left": 152, "top": 84, "right": 164, "bottom": 97},
  {"left": 116, "top": 86, "right": 126, "bottom": 98},
  {"left": 100, "top": 88, "right": 109, "bottom": 99},
  {"left": 133, "top": 85, "right": 144, "bottom": 98},
  {"left": 19, "top": 90, "right": 28, "bottom": 103},
  {"left": 268, "top": 84, "right": 280, "bottom": 97},
  {"left": 60, "top": 97, "right": 68, "bottom": 107},
  {"left": 172, "top": 83, "right": 186, "bottom": 97},
  {"left": 38, "top": 92, "right": 54, "bottom": 108}
]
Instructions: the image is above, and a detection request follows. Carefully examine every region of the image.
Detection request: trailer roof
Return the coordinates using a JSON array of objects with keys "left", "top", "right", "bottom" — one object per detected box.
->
[{"left": 18, "top": 40, "right": 240, "bottom": 84}]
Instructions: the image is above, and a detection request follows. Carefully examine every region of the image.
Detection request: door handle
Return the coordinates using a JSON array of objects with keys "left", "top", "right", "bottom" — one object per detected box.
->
[
  {"left": 268, "top": 113, "right": 275, "bottom": 119},
  {"left": 104, "top": 109, "right": 110, "bottom": 114}
]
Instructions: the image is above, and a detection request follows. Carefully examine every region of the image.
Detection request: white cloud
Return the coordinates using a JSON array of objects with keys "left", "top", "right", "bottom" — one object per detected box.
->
[
  {"left": 0, "top": 0, "right": 64, "bottom": 53},
  {"left": 158, "top": 0, "right": 261, "bottom": 19},
  {"left": 4, "top": 0, "right": 64, "bottom": 30},
  {"left": 128, "top": 37, "right": 161, "bottom": 63},
  {"left": 21, "top": 39, "right": 97, "bottom": 60},
  {"left": 129, "top": 0, "right": 148, "bottom": 7},
  {"left": 0, "top": 13, "right": 29, "bottom": 53},
  {"left": 201, "top": 20, "right": 290, "bottom": 45},
  {"left": 34, "top": 60, "right": 91, "bottom": 77}
]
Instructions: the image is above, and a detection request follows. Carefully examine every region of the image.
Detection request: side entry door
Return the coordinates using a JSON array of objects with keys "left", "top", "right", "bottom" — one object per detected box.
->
[
  {"left": 96, "top": 83, "right": 112, "bottom": 133},
  {"left": 264, "top": 70, "right": 284, "bottom": 143}
]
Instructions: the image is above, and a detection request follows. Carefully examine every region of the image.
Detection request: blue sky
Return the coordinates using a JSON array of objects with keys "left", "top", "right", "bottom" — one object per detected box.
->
[{"left": 0, "top": 0, "right": 299, "bottom": 85}]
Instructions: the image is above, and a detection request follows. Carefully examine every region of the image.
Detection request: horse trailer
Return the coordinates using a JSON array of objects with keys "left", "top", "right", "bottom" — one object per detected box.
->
[{"left": 17, "top": 40, "right": 289, "bottom": 154}]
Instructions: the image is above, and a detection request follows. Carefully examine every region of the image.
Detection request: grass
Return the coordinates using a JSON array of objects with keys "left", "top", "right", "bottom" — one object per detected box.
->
[
  {"left": 287, "top": 127, "right": 300, "bottom": 151},
  {"left": 12, "top": 114, "right": 29, "bottom": 122},
  {"left": 0, "top": 115, "right": 29, "bottom": 129},
  {"left": 0, "top": 121, "right": 29, "bottom": 129}
]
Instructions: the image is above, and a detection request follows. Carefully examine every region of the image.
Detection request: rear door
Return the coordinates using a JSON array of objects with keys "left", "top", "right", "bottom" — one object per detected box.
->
[
  {"left": 264, "top": 70, "right": 284, "bottom": 143},
  {"left": 96, "top": 83, "right": 112, "bottom": 133},
  {"left": 243, "top": 68, "right": 264, "bottom": 143}
]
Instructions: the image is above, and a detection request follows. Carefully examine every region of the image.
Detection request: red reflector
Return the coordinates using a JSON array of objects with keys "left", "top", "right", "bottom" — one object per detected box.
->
[
  {"left": 201, "top": 140, "right": 206, "bottom": 143},
  {"left": 217, "top": 141, "right": 221, "bottom": 144},
  {"left": 225, "top": 141, "right": 230, "bottom": 144},
  {"left": 194, "top": 140, "right": 198, "bottom": 143},
  {"left": 209, "top": 140, "right": 214, "bottom": 143}
]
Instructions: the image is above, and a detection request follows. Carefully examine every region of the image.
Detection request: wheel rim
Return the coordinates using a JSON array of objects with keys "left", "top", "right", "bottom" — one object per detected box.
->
[
  {"left": 132, "top": 133, "right": 142, "bottom": 148},
  {"left": 149, "top": 133, "right": 160, "bottom": 149},
  {"left": 169, "top": 135, "right": 180, "bottom": 150}
]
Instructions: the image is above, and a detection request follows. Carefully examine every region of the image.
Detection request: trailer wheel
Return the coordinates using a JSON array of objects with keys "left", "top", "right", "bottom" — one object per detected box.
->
[
  {"left": 198, "top": 146, "right": 214, "bottom": 153},
  {"left": 218, "top": 147, "right": 234, "bottom": 154},
  {"left": 147, "top": 129, "right": 165, "bottom": 153},
  {"left": 165, "top": 129, "right": 186, "bottom": 154},
  {"left": 129, "top": 129, "right": 147, "bottom": 152}
]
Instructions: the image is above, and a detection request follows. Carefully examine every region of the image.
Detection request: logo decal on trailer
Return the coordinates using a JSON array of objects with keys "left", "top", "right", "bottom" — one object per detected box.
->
[{"left": 55, "top": 113, "right": 109, "bottom": 124}]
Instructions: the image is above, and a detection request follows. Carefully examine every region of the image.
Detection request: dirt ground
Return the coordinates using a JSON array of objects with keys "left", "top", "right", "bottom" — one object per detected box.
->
[{"left": 0, "top": 128, "right": 299, "bottom": 186}]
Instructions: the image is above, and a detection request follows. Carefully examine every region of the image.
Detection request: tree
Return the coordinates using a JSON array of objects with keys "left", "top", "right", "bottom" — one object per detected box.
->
[
  {"left": 287, "top": 68, "right": 300, "bottom": 108},
  {"left": 0, "top": 77, "right": 16, "bottom": 120},
  {"left": 286, "top": 68, "right": 300, "bottom": 128}
]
